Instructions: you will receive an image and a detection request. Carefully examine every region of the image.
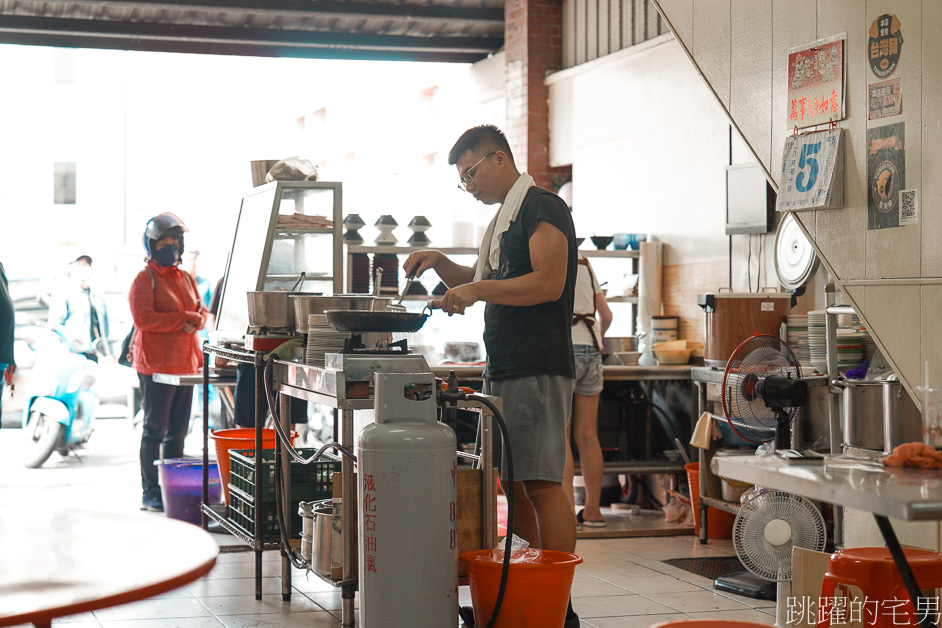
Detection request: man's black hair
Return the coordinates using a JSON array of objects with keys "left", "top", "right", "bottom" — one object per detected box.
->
[{"left": 448, "top": 124, "right": 515, "bottom": 166}]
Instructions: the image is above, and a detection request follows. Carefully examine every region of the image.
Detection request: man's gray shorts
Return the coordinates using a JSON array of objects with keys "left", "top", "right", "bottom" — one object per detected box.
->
[{"left": 483, "top": 373, "right": 574, "bottom": 483}]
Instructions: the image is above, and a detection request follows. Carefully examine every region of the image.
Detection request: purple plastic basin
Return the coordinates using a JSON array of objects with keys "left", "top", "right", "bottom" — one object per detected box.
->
[{"left": 155, "top": 458, "right": 223, "bottom": 525}]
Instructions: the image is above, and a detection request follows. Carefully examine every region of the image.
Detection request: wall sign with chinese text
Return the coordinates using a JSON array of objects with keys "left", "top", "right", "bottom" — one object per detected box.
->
[
  {"left": 869, "top": 14, "right": 903, "bottom": 79},
  {"left": 776, "top": 129, "right": 845, "bottom": 212},
  {"left": 867, "top": 122, "right": 906, "bottom": 230},
  {"left": 868, "top": 78, "right": 902, "bottom": 120},
  {"left": 787, "top": 34, "right": 846, "bottom": 130}
]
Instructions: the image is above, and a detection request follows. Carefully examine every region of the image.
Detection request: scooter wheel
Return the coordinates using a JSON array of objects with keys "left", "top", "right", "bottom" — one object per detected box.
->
[{"left": 23, "top": 411, "right": 66, "bottom": 469}]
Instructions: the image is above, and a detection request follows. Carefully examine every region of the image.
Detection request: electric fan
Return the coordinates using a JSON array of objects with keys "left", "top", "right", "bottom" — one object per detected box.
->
[
  {"left": 730, "top": 491, "right": 827, "bottom": 627},
  {"left": 722, "top": 333, "right": 808, "bottom": 450}
]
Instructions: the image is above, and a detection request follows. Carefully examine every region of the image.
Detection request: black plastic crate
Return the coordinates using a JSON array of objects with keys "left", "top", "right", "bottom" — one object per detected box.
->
[
  {"left": 227, "top": 485, "right": 304, "bottom": 539},
  {"left": 228, "top": 448, "right": 339, "bottom": 502}
]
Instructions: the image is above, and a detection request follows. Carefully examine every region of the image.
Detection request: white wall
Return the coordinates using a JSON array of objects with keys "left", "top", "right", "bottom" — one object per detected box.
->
[
  {"left": 651, "top": 0, "right": 942, "bottom": 403},
  {"left": 547, "top": 36, "right": 732, "bottom": 267}
]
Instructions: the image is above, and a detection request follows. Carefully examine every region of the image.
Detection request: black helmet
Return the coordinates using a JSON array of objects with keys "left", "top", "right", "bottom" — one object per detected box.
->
[{"left": 143, "top": 213, "right": 188, "bottom": 259}]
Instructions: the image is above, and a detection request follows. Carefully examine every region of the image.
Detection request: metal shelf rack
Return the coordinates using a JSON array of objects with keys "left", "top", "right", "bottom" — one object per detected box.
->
[
  {"left": 200, "top": 343, "right": 293, "bottom": 601},
  {"left": 274, "top": 356, "right": 499, "bottom": 628}
]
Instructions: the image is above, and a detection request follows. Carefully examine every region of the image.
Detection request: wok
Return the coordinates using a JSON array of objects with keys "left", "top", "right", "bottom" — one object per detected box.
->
[
  {"left": 325, "top": 302, "right": 439, "bottom": 333},
  {"left": 291, "top": 295, "right": 392, "bottom": 333}
]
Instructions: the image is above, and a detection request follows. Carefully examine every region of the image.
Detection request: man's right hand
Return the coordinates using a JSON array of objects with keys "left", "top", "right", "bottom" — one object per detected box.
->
[
  {"left": 183, "top": 322, "right": 197, "bottom": 334},
  {"left": 402, "top": 250, "right": 444, "bottom": 279}
]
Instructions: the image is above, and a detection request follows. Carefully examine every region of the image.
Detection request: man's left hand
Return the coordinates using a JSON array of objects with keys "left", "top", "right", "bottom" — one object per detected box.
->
[
  {"left": 3, "top": 364, "right": 16, "bottom": 386},
  {"left": 440, "top": 284, "right": 479, "bottom": 316}
]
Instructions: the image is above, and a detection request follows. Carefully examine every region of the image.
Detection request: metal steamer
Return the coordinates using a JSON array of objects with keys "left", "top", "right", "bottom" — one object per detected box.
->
[{"left": 273, "top": 335, "right": 498, "bottom": 627}]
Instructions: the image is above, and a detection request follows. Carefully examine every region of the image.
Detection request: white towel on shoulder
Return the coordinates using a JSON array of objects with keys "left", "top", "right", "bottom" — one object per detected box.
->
[{"left": 473, "top": 173, "right": 535, "bottom": 282}]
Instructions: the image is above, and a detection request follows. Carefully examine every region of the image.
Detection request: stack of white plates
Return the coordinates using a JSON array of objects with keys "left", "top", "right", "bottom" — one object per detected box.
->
[
  {"left": 836, "top": 328, "right": 864, "bottom": 368},
  {"left": 305, "top": 314, "right": 349, "bottom": 367},
  {"left": 859, "top": 326, "right": 877, "bottom": 362},
  {"left": 786, "top": 314, "right": 810, "bottom": 371},
  {"left": 807, "top": 310, "right": 827, "bottom": 373}
]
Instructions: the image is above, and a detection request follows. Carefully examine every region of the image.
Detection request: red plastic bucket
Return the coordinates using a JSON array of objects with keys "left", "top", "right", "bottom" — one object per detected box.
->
[
  {"left": 209, "top": 428, "right": 292, "bottom": 506},
  {"left": 459, "top": 550, "right": 582, "bottom": 628},
  {"left": 685, "top": 462, "right": 735, "bottom": 539}
]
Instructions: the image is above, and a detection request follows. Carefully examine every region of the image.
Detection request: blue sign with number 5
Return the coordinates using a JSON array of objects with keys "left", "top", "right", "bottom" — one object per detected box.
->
[
  {"left": 795, "top": 142, "right": 821, "bottom": 192},
  {"left": 776, "top": 129, "right": 843, "bottom": 212}
]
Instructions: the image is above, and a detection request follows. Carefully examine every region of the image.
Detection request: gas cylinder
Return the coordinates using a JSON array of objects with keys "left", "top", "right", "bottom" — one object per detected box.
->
[{"left": 357, "top": 371, "right": 458, "bottom": 627}]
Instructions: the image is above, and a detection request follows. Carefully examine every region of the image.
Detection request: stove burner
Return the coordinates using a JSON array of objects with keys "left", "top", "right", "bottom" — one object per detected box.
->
[{"left": 344, "top": 335, "right": 409, "bottom": 354}]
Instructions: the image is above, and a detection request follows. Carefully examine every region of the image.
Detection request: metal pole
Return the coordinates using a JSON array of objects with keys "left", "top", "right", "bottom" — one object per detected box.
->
[
  {"left": 825, "top": 282, "right": 843, "bottom": 547},
  {"left": 254, "top": 352, "right": 265, "bottom": 600},
  {"left": 875, "top": 515, "right": 925, "bottom": 618},
  {"left": 202, "top": 347, "right": 210, "bottom": 530},
  {"left": 479, "top": 405, "right": 495, "bottom": 550},
  {"left": 695, "top": 380, "right": 708, "bottom": 544},
  {"left": 279, "top": 390, "right": 292, "bottom": 601},
  {"left": 341, "top": 407, "right": 356, "bottom": 627}
]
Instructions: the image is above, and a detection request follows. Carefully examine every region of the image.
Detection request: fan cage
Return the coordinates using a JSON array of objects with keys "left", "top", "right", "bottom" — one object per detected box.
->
[
  {"left": 722, "top": 334, "right": 803, "bottom": 444},
  {"left": 732, "top": 491, "right": 826, "bottom": 582}
]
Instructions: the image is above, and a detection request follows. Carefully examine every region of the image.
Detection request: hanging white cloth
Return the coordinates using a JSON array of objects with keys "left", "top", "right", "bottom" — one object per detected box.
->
[{"left": 472, "top": 173, "right": 535, "bottom": 282}]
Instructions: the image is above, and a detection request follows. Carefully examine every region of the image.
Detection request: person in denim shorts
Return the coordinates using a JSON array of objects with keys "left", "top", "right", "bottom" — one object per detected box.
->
[{"left": 565, "top": 255, "right": 612, "bottom": 529}]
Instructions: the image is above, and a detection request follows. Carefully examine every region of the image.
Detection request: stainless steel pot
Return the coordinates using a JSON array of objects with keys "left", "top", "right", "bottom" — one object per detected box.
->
[
  {"left": 882, "top": 374, "right": 922, "bottom": 453},
  {"left": 840, "top": 380, "right": 884, "bottom": 450},
  {"left": 312, "top": 499, "right": 333, "bottom": 577},
  {"left": 602, "top": 336, "right": 638, "bottom": 352},
  {"left": 291, "top": 295, "right": 393, "bottom": 333},
  {"left": 246, "top": 291, "right": 305, "bottom": 329},
  {"left": 839, "top": 376, "right": 921, "bottom": 451}
]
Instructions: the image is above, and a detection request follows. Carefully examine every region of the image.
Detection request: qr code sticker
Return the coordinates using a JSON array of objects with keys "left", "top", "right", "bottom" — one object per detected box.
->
[{"left": 900, "top": 188, "right": 918, "bottom": 226}]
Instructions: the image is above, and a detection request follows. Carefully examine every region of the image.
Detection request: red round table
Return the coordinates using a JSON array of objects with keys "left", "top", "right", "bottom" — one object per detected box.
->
[{"left": 0, "top": 509, "right": 218, "bottom": 628}]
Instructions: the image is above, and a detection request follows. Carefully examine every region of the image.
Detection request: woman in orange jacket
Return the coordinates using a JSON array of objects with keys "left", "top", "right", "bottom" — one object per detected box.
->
[{"left": 129, "top": 213, "right": 207, "bottom": 511}]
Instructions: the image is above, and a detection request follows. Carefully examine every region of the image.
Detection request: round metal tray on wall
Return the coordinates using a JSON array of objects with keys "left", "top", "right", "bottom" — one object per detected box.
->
[{"left": 775, "top": 213, "right": 819, "bottom": 293}]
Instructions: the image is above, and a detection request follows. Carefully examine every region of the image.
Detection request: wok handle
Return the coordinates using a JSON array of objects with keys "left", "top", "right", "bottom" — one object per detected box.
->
[{"left": 427, "top": 299, "right": 443, "bottom": 311}]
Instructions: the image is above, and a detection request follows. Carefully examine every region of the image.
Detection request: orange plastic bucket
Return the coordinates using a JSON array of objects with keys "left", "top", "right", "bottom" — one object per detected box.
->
[
  {"left": 209, "top": 428, "right": 292, "bottom": 506},
  {"left": 460, "top": 550, "right": 582, "bottom": 628},
  {"left": 685, "top": 462, "right": 735, "bottom": 539}
]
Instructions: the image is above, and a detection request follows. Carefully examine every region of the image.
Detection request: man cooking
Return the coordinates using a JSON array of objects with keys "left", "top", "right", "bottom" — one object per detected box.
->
[{"left": 403, "top": 124, "right": 579, "bottom": 626}]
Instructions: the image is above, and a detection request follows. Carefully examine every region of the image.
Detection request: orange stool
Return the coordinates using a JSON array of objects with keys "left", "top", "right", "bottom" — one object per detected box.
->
[
  {"left": 648, "top": 621, "right": 772, "bottom": 628},
  {"left": 817, "top": 547, "right": 942, "bottom": 628}
]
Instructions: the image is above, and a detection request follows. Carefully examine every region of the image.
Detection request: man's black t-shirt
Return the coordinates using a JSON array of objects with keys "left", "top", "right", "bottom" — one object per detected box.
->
[{"left": 482, "top": 187, "right": 577, "bottom": 381}]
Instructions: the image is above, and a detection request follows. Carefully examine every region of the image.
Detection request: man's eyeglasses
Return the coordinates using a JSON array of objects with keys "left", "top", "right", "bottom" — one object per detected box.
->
[{"left": 458, "top": 152, "right": 496, "bottom": 192}]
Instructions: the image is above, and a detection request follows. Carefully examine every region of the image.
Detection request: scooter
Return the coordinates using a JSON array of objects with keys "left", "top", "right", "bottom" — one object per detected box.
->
[{"left": 22, "top": 329, "right": 99, "bottom": 468}]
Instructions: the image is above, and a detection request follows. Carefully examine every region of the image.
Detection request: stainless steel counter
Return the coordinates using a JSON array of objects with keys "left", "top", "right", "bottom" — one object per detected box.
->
[
  {"left": 690, "top": 365, "right": 829, "bottom": 386},
  {"left": 430, "top": 364, "right": 693, "bottom": 381},
  {"left": 713, "top": 453, "right": 942, "bottom": 521},
  {"left": 713, "top": 450, "right": 942, "bottom": 610},
  {"left": 152, "top": 369, "right": 237, "bottom": 386}
]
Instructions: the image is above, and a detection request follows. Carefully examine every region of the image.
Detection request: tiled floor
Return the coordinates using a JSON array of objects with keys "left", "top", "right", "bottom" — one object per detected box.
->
[
  {"left": 11, "top": 534, "right": 775, "bottom": 627},
  {"left": 1, "top": 419, "right": 775, "bottom": 627}
]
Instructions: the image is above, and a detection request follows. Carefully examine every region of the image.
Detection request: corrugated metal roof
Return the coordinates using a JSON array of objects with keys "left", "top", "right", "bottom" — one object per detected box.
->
[{"left": 0, "top": 0, "right": 505, "bottom": 62}]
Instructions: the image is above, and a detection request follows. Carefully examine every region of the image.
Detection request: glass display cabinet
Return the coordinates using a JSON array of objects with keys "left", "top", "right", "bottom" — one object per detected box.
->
[{"left": 215, "top": 181, "right": 343, "bottom": 340}]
